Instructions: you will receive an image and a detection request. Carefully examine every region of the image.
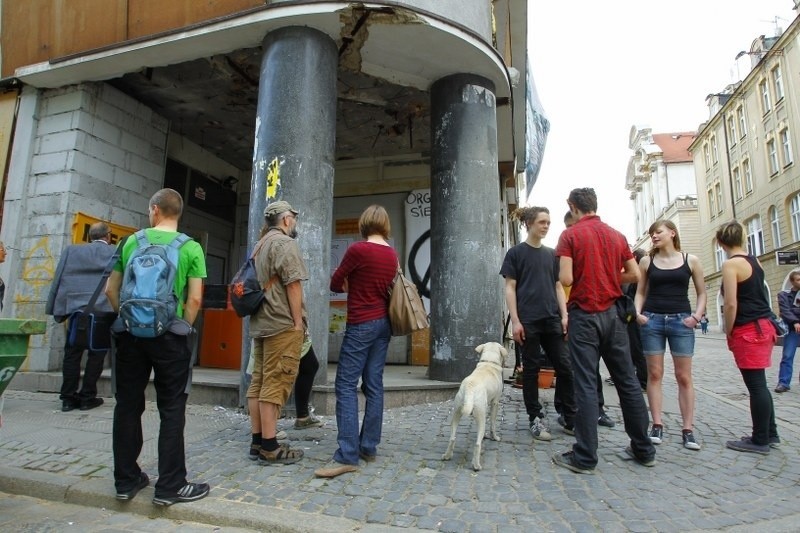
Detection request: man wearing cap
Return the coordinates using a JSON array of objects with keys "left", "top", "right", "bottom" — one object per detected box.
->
[{"left": 246, "top": 200, "right": 309, "bottom": 465}]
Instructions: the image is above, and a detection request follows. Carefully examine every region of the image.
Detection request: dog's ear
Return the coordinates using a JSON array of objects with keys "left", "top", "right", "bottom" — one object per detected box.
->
[
  {"left": 500, "top": 345, "right": 508, "bottom": 357},
  {"left": 475, "top": 343, "right": 486, "bottom": 354}
]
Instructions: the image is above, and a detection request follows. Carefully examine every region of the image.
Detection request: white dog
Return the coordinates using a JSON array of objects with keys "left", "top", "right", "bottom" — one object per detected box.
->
[{"left": 442, "top": 342, "right": 508, "bottom": 471}]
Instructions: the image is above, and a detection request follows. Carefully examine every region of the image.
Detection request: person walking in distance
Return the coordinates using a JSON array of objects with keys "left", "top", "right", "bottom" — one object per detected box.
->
[
  {"left": 501, "top": 206, "right": 577, "bottom": 441},
  {"left": 316, "top": 205, "right": 397, "bottom": 478},
  {"left": 553, "top": 188, "right": 655, "bottom": 473},
  {"left": 774, "top": 270, "right": 800, "bottom": 393},
  {"left": 246, "top": 201, "right": 308, "bottom": 466},
  {"left": 700, "top": 314, "right": 709, "bottom": 335},
  {"left": 717, "top": 221, "right": 780, "bottom": 454},
  {"left": 105, "top": 188, "right": 210, "bottom": 505},
  {"left": 634, "top": 220, "right": 706, "bottom": 451},
  {"left": 46, "top": 222, "right": 116, "bottom": 412}
]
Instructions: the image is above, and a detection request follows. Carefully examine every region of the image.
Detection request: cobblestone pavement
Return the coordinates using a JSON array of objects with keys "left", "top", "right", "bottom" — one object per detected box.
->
[
  {"left": 0, "top": 491, "right": 255, "bottom": 532},
  {"left": 1, "top": 334, "right": 800, "bottom": 532}
]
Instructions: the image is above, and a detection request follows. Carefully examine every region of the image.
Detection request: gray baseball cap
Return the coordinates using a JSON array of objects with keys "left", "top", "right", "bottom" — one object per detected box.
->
[{"left": 264, "top": 200, "right": 299, "bottom": 218}]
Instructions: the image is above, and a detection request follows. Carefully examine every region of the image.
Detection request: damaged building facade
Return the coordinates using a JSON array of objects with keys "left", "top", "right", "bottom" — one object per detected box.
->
[{"left": 0, "top": 1, "right": 547, "bottom": 394}]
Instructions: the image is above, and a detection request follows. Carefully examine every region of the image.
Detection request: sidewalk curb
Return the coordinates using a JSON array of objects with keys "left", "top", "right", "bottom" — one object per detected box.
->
[{"left": 0, "top": 465, "right": 422, "bottom": 533}]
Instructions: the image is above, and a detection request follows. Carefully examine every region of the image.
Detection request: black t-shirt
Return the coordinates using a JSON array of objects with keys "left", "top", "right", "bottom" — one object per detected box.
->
[{"left": 500, "top": 242, "right": 560, "bottom": 324}]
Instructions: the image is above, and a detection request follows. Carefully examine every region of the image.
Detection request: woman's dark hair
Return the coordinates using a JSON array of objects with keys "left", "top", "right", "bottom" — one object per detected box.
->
[{"left": 715, "top": 220, "right": 744, "bottom": 248}]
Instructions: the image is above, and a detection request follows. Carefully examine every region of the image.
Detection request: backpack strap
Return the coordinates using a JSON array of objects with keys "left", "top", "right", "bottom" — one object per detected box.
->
[
  {"left": 170, "top": 233, "right": 191, "bottom": 250},
  {"left": 134, "top": 229, "right": 149, "bottom": 248}
]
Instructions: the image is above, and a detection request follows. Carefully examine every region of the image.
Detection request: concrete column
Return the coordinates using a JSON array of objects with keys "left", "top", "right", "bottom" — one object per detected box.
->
[
  {"left": 429, "top": 74, "right": 503, "bottom": 382},
  {"left": 248, "top": 26, "right": 337, "bottom": 387}
]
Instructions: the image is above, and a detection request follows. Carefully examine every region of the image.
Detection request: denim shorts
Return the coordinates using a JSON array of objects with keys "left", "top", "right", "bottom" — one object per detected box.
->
[{"left": 639, "top": 312, "right": 695, "bottom": 357}]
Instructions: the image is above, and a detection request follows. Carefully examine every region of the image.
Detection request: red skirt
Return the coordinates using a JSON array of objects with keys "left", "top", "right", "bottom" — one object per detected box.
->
[{"left": 727, "top": 318, "right": 776, "bottom": 369}]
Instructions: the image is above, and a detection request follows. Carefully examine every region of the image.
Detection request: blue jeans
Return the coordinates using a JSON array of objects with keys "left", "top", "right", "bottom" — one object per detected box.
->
[
  {"left": 639, "top": 312, "right": 695, "bottom": 356},
  {"left": 567, "top": 307, "right": 654, "bottom": 469},
  {"left": 777, "top": 330, "right": 800, "bottom": 388},
  {"left": 333, "top": 317, "right": 391, "bottom": 465}
]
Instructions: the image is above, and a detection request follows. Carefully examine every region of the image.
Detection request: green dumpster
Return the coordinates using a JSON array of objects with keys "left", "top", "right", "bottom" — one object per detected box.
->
[{"left": 0, "top": 318, "right": 47, "bottom": 397}]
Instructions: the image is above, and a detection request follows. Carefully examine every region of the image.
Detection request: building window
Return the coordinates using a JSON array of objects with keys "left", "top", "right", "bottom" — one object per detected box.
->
[
  {"left": 728, "top": 116, "right": 737, "bottom": 145},
  {"left": 760, "top": 79, "right": 771, "bottom": 114},
  {"left": 703, "top": 143, "right": 711, "bottom": 170},
  {"left": 715, "top": 242, "right": 726, "bottom": 271},
  {"left": 737, "top": 106, "right": 747, "bottom": 138},
  {"left": 780, "top": 128, "right": 793, "bottom": 167},
  {"left": 767, "top": 138, "right": 779, "bottom": 175},
  {"left": 733, "top": 167, "right": 743, "bottom": 200},
  {"left": 711, "top": 136, "right": 719, "bottom": 163},
  {"left": 772, "top": 65, "right": 784, "bottom": 102},
  {"left": 707, "top": 188, "right": 716, "bottom": 218},
  {"left": 743, "top": 159, "right": 753, "bottom": 193},
  {"left": 746, "top": 216, "right": 765, "bottom": 256},
  {"left": 770, "top": 205, "right": 781, "bottom": 248},
  {"left": 715, "top": 182, "right": 723, "bottom": 215},
  {"left": 792, "top": 193, "right": 800, "bottom": 241}
]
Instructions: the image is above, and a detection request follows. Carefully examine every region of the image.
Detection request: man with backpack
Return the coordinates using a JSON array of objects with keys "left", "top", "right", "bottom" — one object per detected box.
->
[{"left": 105, "top": 188, "right": 209, "bottom": 506}]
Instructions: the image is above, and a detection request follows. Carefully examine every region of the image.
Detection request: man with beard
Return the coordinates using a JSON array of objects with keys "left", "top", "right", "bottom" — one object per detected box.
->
[{"left": 246, "top": 200, "right": 308, "bottom": 465}]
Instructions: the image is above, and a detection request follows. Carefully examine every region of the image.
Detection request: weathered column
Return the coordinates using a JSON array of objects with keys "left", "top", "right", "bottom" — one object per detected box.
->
[
  {"left": 248, "top": 26, "right": 337, "bottom": 388},
  {"left": 429, "top": 74, "right": 503, "bottom": 382}
]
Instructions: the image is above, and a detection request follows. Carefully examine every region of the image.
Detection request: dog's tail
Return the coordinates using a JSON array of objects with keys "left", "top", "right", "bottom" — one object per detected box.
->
[{"left": 461, "top": 381, "right": 475, "bottom": 416}]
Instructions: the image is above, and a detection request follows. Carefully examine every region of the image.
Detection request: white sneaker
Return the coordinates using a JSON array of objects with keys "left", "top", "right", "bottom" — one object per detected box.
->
[{"left": 530, "top": 416, "right": 552, "bottom": 441}]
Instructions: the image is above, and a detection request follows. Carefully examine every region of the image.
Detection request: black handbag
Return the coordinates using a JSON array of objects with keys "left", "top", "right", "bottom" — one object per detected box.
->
[{"left": 66, "top": 247, "right": 120, "bottom": 352}]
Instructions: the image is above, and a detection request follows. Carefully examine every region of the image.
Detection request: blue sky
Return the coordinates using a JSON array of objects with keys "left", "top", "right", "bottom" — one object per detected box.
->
[{"left": 527, "top": 0, "right": 797, "bottom": 246}]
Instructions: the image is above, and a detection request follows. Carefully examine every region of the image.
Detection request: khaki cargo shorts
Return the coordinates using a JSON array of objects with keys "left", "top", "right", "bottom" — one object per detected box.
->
[{"left": 246, "top": 329, "right": 303, "bottom": 406}]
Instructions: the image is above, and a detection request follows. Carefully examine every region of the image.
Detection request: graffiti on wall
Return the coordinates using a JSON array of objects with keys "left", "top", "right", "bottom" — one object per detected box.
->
[
  {"left": 266, "top": 157, "right": 281, "bottom": 201},
  {"left": 13, "top": 236, "right": 55, "bottom": 313}
]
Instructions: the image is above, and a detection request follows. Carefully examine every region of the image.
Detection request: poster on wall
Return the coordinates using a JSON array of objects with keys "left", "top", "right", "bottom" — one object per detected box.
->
[
  {"left": 330, "top": 238, "right": 351, "bottom": 301},
  {"left": 404, "top": 190, "right": 431, "bottom": 312},
  {"left": 72, "top": 212, "right": 136, "bottom": 245}
]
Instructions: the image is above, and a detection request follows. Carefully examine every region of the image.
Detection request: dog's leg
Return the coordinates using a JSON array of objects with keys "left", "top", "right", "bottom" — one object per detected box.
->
[
  {"left": 472, "top": 404, "right": 487, "bottom": 471},
  {"left": 488, "top": 398, "right": 501, "bottom": 441},
  {"left": 442, "top": 408, "right": 462, "bottom": 461}
]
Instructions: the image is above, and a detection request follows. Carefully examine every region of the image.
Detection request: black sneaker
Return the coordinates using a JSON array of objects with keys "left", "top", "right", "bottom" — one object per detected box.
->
[
  {"left": 80, "top": 398, "right": 104, "bottom": 411},
  {"left": 556, "top": 415, "right": 575, "bottom": 436},
  {"left": 624, "top": 446, "right": 656, "bottom": 467},
  {"left": 116, "top": 472, "right": 149, "bottom": 501},
  {"left": 152, "top": 482, "right": 210, "bottom": 506},
  {"left": 649, "top": 425, "right": 663, "bottom": 444},
  {"left": 682, "top": 431, "right": 701, "bottom": 451},
  {"left": 598, "top": 411, "right": 615, "bottom": 428},
  {"left": 552, "top": 451, "right": 594, "bottom": 474},
  {"left": 726, "top": 437, "right": 769, "bottom": 455},
  {"left": 769, "top": 436, "right": 781, "bottom": 449},
  {"left": 61, "top": 399, "right": 79, "bottom": 412}
]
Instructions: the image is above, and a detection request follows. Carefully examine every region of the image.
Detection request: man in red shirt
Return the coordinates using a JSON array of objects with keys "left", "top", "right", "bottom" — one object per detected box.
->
[{"left": 553, "top": 188, "right": 655, "bottom": 474}]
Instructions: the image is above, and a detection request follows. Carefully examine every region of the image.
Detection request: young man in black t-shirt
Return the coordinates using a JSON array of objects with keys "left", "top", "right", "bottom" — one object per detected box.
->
[{"left": 501, "top": 207, "right": 576, "bottom": 441}]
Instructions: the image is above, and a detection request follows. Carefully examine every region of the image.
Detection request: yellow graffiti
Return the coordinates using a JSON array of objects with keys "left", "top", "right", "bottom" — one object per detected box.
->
[
  {"left": 14, "top": 236, "right": 56, "bottom": 309},
  {"left": 266, "top": 157, "right": 280, "bottom": 201}
]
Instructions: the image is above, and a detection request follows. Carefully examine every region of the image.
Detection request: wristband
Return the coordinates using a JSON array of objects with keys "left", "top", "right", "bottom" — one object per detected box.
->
[{"left": 690, "top": 315, "right": 700, "bottom": 322}]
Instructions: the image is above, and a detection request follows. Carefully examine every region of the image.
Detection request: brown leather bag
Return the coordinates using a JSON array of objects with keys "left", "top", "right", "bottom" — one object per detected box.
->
[{"left": 388, "top": 267, "right": 429, "bottom": 336}]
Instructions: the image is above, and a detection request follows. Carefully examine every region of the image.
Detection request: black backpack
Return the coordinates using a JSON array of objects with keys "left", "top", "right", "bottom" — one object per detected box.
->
[{"left": 230, "top": 235, "right": 278, "bottom": 317}]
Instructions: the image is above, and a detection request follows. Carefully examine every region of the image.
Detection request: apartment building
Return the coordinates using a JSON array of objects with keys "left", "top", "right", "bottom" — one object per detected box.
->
[
  {"left": 0, "top": 1, "right": 544, "bottom": 383},
  {"left": 689, "top": 8, "right": 800, "bottom": 330}
]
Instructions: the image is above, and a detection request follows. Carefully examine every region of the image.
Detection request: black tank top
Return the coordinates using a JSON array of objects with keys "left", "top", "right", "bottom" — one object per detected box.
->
[
  {"left": 731, "top": 254, "right": 772, "bottom": 326},
  {"left": 643, "top": 253, "right": 692, "bottom": 314}
]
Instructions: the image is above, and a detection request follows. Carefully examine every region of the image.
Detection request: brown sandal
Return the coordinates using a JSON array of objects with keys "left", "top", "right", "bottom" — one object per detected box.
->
[{"left": 258, "top": 444, "right": 304, "bottom": 465}]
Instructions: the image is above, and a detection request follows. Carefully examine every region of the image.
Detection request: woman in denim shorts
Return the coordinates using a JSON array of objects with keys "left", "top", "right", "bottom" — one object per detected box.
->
[{"left": 634, "top": 220, "right": 707, "bottom": 451}]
